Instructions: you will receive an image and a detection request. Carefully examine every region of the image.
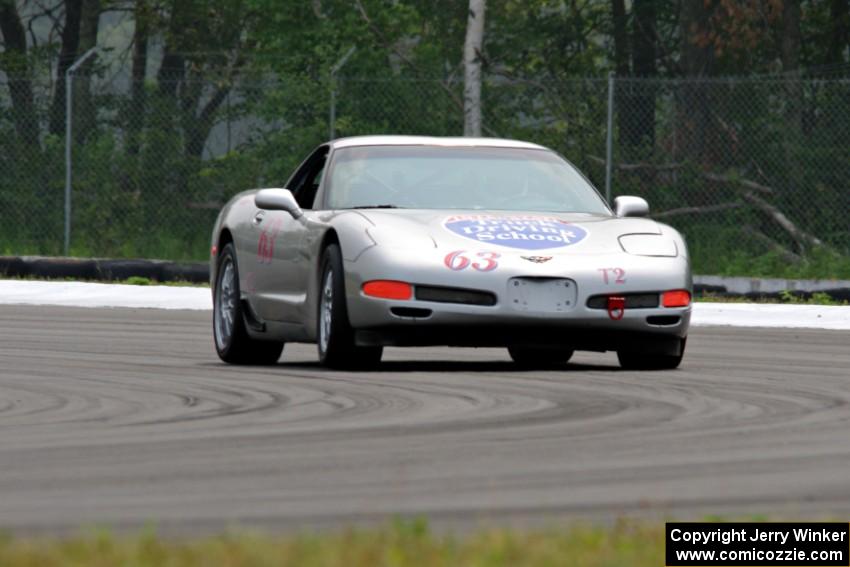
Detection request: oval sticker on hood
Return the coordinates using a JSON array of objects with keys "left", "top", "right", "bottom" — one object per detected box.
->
[{"left": 443, "top": 215, "right": 588, "bottom": 250}]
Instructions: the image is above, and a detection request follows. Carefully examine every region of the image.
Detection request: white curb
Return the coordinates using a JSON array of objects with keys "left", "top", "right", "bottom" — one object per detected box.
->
[{"left": 2, "top": 280, "right": 849, "bottom": 330}]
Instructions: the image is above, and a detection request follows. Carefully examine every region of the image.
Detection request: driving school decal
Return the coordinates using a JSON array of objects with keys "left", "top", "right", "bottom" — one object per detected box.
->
[{"left": 443, "top": 215, "right": 588, "bottom": 250}]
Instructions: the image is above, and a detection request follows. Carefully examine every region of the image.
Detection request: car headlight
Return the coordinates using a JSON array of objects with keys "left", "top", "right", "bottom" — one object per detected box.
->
[{"left": 618, "top": 234, "right": 678, "bottom": 257}]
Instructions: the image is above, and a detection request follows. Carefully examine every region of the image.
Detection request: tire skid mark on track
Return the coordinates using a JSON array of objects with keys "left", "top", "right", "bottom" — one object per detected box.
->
[{"left": 1, "top": 305, "right": 849, "bottom": 533}]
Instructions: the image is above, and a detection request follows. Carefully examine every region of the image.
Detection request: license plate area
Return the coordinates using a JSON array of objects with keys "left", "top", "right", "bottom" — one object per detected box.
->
[{"left": 507, "top": 278, "right": 577, "bottom": 313}]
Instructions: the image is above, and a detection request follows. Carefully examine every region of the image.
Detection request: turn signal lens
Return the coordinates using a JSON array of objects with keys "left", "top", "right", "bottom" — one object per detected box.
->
[
  {"left": 662, "top": 290, "right": 691, "bottom": 308},
  {"left": 363, "top": 280, "right": 413, "bottom": 300}
]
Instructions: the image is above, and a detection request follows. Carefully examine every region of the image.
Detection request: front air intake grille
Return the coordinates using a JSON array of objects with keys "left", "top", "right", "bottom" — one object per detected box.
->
[
  {"left": 390, "top": 307, "right": 433, "bottom": 318},
  {"left": 415, "top": 285, "right": 497, "bottom": 306},
  {"left": 646, "top": 315, "right": 681, "bottom": 326},
  {"left": 586, "top": 293, "right": 660, "bottom": 309}
]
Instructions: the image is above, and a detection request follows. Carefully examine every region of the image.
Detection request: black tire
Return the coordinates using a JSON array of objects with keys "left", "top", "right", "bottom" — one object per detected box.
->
[
  {"left": 508, "top": 346, "right": 574, "bottom": 368},
  {"left": 317, "top": 244, "right": 383, "bottom": 369},
  {"left": 213, "top": 243, "right": 284, "bottom": 365},
  {"left": 617, "top": 338, "right": 686, "bottom": 370}
]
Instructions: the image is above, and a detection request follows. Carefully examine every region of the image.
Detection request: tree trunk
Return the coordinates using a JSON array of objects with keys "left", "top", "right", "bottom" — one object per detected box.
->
[
  {"left": 827, "top": 0, "right": 849, "bottom": 65},
  {"left": 156, "top": 1, "right": 189, "bottom": 97},
  {"left": 632, "top": 0, "right": 656, "bottom": 79},
  {"left": 0, "top": 1, "right": 39, "bottom": 147},
  {"left": 611, "top": 0, "right": 629, "bottom": 76},
  {"left": 780, "top": 0, "right": 802, "bottom": 134},
  {"left": 73, "top": 0, "right": 102, "bottom": 145},
  {"left": 127, "top": 0, "right": 149, "bottom": 156},
  {"left": 185, "top": 86, "right": 231, "bottom": 159},
  {"left": 611, "top": 0, "right": 630, "bottom": 159},
  {"left": 463, "top": 0, "right": 485, "bottom": 137},
  {"left": 677, "top": 0, "right": 714, "bottom": 165},
  {"left": 157, "top": 49, "right": 185, "bottom": 97},
  {"left": 781, "top": 1, "right": 802, "bottom": 70},
  {"left": 48, "top": 0, "right": 84, "bottom": 136},
  {"left": 780, "top": 0, "right": 804, "bottom": 228},
  {"left": 679, "top": 0, "right": 713, "bottom": 76},
  {"left": 624, "top": 0, "right": 656, "bottom": 152}
]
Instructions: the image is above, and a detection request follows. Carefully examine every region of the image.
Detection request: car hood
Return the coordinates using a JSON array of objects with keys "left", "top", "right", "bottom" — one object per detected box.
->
[{"left": 355, "top": 209, "right": 663, "bottom": 254}]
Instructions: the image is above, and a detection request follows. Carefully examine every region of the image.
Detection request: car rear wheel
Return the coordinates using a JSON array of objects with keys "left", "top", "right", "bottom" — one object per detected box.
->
[
  {"left": 617, "top": 338, "right": 686, "bottom": 370},
  {"left": 317, "top": 244, "right": 383, "bottom": 369},
  {"left": 508, "top": 346, "right": 574, "bottom": 368},
  {"left": 214, "top": 243, "right": 284, "bottom": 365}
]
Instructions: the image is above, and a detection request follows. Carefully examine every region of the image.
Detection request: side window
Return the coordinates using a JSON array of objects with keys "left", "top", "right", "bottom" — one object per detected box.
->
[{"left": 287, "top": 147, "right": 329, "bottom": 210}]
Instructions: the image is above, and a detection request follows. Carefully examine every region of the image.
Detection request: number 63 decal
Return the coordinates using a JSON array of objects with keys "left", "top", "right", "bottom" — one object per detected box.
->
[{"left": 444, "top": 250, "right": 500, "bottom": 272}]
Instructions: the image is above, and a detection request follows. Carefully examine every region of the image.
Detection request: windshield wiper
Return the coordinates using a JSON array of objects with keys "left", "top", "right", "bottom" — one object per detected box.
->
[{"left": 350, "top": 204, "right": 403, "bottom": 209}]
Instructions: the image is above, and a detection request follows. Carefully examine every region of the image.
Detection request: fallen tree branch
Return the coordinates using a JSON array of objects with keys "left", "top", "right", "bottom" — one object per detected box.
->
[
  {"left": 587, "top": 154, "right": 684, "bottom": 171},
  {"left": 187, "top": 201, "right": 224, "bottom": 210},
  {"left": 654, "top": 202, "right": 743, "bottom": 218},
  {"left": 741, "top": 225, "right": 803, "bottom": 264},
  {"left": 742, "top": 192, "right": 823, "bottom": 253},
  {"left": 587, "top": 155, "right": 826, "bottom": 256},
  {"left": 587, "top": 157, "right": 774, "bottom": 196},
  {"left": 702, "top": 172, "right": 773, "bottom": 195}
]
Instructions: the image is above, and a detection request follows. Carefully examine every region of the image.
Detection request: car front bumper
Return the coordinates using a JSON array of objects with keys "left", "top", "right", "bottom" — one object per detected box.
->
[{"left": 344, "top": 246, "right": 691, "bottom": 351}]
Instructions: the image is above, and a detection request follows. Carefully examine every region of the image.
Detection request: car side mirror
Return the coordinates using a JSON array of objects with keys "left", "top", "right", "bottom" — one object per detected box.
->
[
  {"left": 255, "top": 188, "right": 303, "bottom": 219},
  {"left": 614, "top": 196, "right": 649, "bottom": 218}
]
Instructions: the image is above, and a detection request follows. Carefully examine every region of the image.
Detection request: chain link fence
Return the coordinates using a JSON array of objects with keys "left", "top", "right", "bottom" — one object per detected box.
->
[
  {"left": 1, "top": 71, "right": 848, "bottom": 275},
  {"left": 609, "top": 77, "right": 850, "bottom": 274}
]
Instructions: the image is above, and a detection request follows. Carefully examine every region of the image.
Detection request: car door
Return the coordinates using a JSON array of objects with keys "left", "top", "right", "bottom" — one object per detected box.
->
[{"left": 251, "top": 146, "right": 329, "bottom": 323}]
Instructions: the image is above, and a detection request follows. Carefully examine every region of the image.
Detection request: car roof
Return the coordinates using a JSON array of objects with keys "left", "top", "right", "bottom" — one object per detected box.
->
[{"left": 330, "top": 135, "right": 549, "bottom": 151}]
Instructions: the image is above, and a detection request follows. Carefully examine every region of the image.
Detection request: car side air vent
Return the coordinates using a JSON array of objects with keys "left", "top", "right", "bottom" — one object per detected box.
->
[
  {"left": 586, "top": 293, "right": 659, "bottom": 309},
  {"left": 415, "top": 285, "right": 498, "bottom": 306}
]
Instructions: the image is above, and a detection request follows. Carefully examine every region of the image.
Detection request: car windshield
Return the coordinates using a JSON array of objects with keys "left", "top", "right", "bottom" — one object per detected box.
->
[{"left": 326, "top": 145, "right": 610, "bottom": 214}]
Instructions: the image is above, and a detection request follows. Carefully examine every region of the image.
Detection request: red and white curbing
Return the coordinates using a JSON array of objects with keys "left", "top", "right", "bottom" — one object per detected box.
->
[{"left": 1, "top": 280, "right": 849, "bottom": 330}]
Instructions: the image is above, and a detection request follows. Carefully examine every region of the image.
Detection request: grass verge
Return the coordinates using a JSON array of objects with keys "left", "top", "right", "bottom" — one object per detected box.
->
[{"left": 0, "top": 520, "right": 664, "bottom": 567}]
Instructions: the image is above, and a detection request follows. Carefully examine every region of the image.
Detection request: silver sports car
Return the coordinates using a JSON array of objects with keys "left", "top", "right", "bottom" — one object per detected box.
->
[{"left": 210, "top": 136, "right": 691, "bottom": 369}]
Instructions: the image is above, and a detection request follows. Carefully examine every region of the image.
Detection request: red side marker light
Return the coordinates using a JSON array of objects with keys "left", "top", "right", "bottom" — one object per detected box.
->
[
  {"left": 363, "top": 280, "right": 413, "bottom": 300},
  {"left": 662, "top": 290, "right": 691, "bottom": 308},
  {"left": 607, "top": 296, "right": 625, "bottom": 320},
  {"left": 211, "top": 245, "right": 218, "bottom": 256}
]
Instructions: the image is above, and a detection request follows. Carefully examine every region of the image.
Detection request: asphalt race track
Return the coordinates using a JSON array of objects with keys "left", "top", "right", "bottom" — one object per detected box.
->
[{"left": 1, "top": 305, "right": 849, "bottom": 535}]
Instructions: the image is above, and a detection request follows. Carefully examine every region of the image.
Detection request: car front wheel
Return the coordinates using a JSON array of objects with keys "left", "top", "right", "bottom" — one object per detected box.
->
[{"left": 317, "top": 244, "right": 383, "bottom": 369}]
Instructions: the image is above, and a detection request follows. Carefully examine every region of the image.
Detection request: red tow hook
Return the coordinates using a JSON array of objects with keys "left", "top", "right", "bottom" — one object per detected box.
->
[{"left": 607, "top": 296, "right": 626, "bottom": 321}]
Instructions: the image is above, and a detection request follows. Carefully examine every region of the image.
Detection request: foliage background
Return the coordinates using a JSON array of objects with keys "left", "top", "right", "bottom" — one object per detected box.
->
[{"left": 1, "top": 0, "right": 849, "bottom": 276}]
